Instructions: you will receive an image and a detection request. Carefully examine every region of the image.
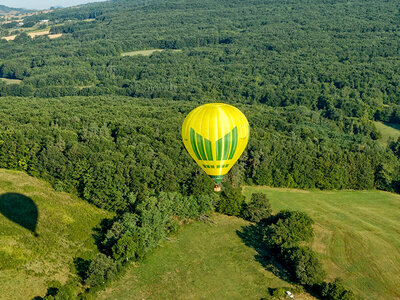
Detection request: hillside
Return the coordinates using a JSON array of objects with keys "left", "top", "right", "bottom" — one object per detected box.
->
[
  {"left": 0, "top": 169, "right": 110, "bottom": 300},
  {"left": 0, "top": 5, "right": 26, "bottom": 14},
  {"left": 99, "top": 214, "right": 314, "bottom": 300},
  {"left": 244, "top": 187, "right": 400, "bottom": 300}
]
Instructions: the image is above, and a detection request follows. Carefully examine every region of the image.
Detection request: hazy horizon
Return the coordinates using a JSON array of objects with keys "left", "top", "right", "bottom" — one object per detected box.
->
[{"left": 0, "top": 0, "right": 106, "bottom": 10}]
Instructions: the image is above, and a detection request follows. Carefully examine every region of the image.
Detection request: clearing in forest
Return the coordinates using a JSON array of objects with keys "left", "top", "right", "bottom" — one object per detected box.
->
[
  {"left": 99, "top": 214, "right": 315, "bottom": 300},
  {"left": 0, "top": 78, "right": 22, "bottom": 84},
  {"left": 374, "top": 121, "right": 400, "bottom": 145},
  {"left": 121, "top": 49, "right": 182, "bottom": 56}
]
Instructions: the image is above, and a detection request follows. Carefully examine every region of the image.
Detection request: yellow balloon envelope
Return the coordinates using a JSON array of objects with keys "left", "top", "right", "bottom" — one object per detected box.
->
[{"left": 182, "top": 103, "right": 249, "bottom": 186}]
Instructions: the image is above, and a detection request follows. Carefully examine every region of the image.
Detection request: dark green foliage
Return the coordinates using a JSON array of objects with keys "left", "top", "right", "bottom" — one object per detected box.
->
[
  {"left": 241, "top": 193, "right": 272, "bottom": 222},
  {"left": 85, "top": 253, "right": 118, "bottom": 288},
  {"left": 271, "top": 287, "right": 286, "bottom": 298},
  {"left": 282, "top": 246, "right": 326, "bottom": 285},
  {"left": 390, "top": 137, "right": 400, "bottom": 158},
  {"left": 112, "top": 235, "right": 137, "bottom": 261},
  {"left": 321, "top": 278, "right": 356, "bottom": 300},
  {"left": 42, "top": 280, "right": 76, "bottom": 300},
  {"left": 264, "top": 211, "right": 314, "bottom": 249},
  {"left": 1, "top": 0, "right": 400, "bottom": 125},
  {"left": 217, "top": 183, "right": 245, "bottom": 216},
  {"left": 101, "top": 192, "right": 214, "bottom": 261}
]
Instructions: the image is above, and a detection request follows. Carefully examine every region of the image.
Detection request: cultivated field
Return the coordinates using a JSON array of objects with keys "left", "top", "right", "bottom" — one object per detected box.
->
[
  {"left": 99, "top": 214, "right": 315, "bottom": 300},
  {"left": 121, "top": 49, "right": 182, "bottom": 56},
  {"left": 244, "top": 187, "right": 400, "bottom": 300},
  {"left": 2, "top": 30, "right": 63, "bottom": 41},
  {"left": 0, "top": 169, "right": 110, "bottom": 300}
]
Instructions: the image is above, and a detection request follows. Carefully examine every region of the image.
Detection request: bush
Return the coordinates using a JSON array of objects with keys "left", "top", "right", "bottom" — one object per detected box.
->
[
  {"left": 43, "top": 280, "right": 76, "bottom": 300},
  {"left": 242, "top": 193, "right": 272, "bottom": 222},
  {"left": 112, "top": 235, "right": 137, "bottom": 261},
  {"left": 216, "top": 183, "right": 245, "bottom": 216},
  {"left": 271, "top": 287, "right": 286, "bottom": 298},
  {"left": 282, "top": 246, "right": 326, "bottom": 285},
  {"left": 321, "top": 278, "right": 356, "bottom": 300},
  {"left": 263, "top": 210, "right": 314, "bottom": 248},
  {"left": 85, "top": 254, "right": 118, "bottom": 288}
]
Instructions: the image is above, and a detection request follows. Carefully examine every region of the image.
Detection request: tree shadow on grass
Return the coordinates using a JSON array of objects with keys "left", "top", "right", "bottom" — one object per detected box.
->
[
  {"left": 236, "top": 224, "right": 292, "bottom": 283},
  {"left": 0, "top": 193, "right": 38, "bottom": 236}
]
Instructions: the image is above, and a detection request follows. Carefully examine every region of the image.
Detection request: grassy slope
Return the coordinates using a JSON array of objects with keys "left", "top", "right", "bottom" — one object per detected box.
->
[
  {"left": 0, "top": 169, "right": 110, "bottom": 300},
  {"left": 374, "top": 121, "right": 400, "bottom": 145},
  {"left": 99, "top": 214, "right": 314, "bottom": 300},
  {"left": 244, "top": 187, "right": 400, "bottom": 300}
]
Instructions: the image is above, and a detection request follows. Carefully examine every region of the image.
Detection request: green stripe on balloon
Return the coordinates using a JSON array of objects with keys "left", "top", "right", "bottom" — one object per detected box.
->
[
  {"left": 196, "top": 132, "right": 207, "bottom": 160},
  {"left": 204, "top": 138, "right": 213, "bottom": 160},
  {"left": 222, "top": 131, "right": 231, "bottom": 160},
  {"left": 190, "top": 128, "right": 201, "bottom": 160},
  {"left": 228, "top": 127, "right": 238, "bottom": 159}
]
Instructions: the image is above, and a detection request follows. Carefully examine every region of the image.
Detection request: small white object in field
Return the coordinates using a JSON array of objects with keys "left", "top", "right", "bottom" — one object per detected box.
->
[{"left": 286, "top": 291, "right": 294, "bottom": 298}]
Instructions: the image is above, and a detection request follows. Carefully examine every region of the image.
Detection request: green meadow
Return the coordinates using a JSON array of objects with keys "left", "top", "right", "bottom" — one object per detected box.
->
[
  {"left": 99, "top": 214, "right": 315, "bottom": 300},
  {"left": 244, "top": 187, "right": 400, "bottom": 300},
  {"left": 0, "top": 169, "right": 110, "bottom": 300}
]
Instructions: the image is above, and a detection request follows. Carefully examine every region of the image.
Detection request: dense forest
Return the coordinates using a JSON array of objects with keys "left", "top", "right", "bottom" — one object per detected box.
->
[
  {"left": 0, "top": 0, "right": 400, "bottom": 124},
  {"left": 0, "top": 97, "right": 398, "bottom": 211}
]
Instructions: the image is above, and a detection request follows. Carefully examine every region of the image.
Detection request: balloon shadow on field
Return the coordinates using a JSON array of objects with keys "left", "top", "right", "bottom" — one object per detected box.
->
[{"left": 0, "top": 193, "right": 39, "bottom": 236}]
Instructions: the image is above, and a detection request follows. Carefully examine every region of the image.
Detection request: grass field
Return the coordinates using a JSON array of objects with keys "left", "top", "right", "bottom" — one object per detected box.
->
[
  {"left": 99, "top": 214, "right": 315, "bottom": 300},
  {"left": 0, "top": 169, "right": 110, "bottom": 300},
  {"left": 244, "top": 187, "right": 400, "bottom": 300},
  {"left": 0, "top": 78, "right": 22, "bottom": 84},
  {"left": 374, "top": 121, "right": 400, "bottom": 145},
  {"left": 121, "top": 49, "right": 182, "bottom": 56}
]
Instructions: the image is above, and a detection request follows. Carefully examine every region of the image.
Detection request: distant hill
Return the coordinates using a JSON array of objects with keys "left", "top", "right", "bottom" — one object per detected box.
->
[{"left": 0, "top": 5, "right": 27, "bottom": 14}]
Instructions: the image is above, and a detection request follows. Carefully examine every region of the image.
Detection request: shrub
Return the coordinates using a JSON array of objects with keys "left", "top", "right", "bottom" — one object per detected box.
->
[
  {"left": 263, "top": 210, "right": 314, "bottom": 248},
  {"left": 242, "top": 193, "right": 272, "bottom": 222},
  {"left": 282, "top": 246, "right": 326, "bottom": 285},
  {"left": 271, "top": 287, "right": 286, "bottom": 298},
  {"left": 216, "top": 184, "right": 245, "bottom": 216},
  {"left": 85, "top": 254, "right": 118, "bottom": 288},
  {"left": 321, "top": 278, "right": 356, "bottom": 300},
  {"left": 112, "top": 235, "right": 137, "bottom": 261}
]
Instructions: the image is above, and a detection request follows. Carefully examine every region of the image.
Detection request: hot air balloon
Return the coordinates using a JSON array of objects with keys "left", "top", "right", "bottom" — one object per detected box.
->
[{"left": 182, "top": 103, "right": 249, "bottom": 191}]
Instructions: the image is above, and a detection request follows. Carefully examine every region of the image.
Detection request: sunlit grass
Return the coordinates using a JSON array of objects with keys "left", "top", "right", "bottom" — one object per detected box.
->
[
  {"left": 99, "top": 214, "right": 315, "bottom": 300},
  {"left": 0, "top": 169, "right": 110, "bottom": 299},
  {"left": 374, "top": 121, "right": 400, "bottom": 145},
  {"left": 244, "top": 186, "right": 400, "bottom": 300}
]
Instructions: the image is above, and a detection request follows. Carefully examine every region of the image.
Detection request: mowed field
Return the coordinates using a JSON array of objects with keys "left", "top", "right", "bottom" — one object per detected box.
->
[
  {"left": 244, "top": 187, "right": 400, "bottom": 300},
  {"left": 99, "top": 214, "right": 315, "bottom": 300},
  {"left": 0, "top": 169, "right": 110, "bottom": 300}
]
